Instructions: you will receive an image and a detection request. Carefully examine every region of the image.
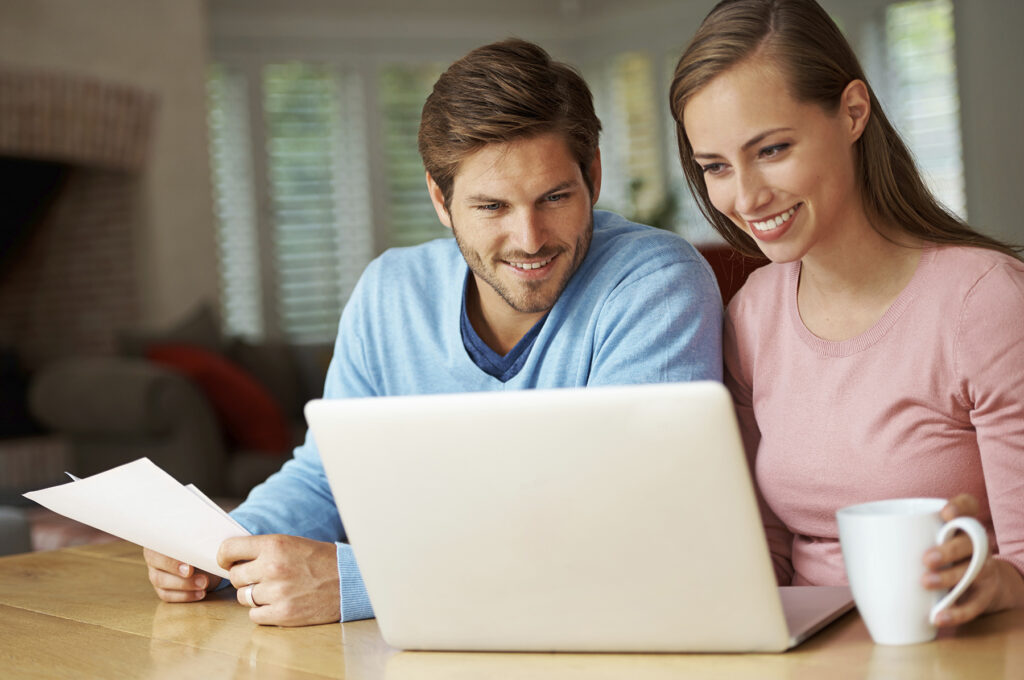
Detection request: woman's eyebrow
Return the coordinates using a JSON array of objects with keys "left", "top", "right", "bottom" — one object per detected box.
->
[{"left": 693, "top": 127, "right": 794, "bottom": 159}]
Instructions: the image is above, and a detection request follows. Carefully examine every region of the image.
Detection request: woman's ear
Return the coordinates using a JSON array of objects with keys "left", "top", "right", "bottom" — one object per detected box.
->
[
  {"left": 841, "top": 79, "right": 871, "bottom": 143},
  {"left": 425, "top": 172, "right": 453, "bottom": 229}
]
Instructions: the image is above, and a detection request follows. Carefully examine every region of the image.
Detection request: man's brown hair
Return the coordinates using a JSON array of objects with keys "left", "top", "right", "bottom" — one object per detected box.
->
[{"left": 418, "top": 38, "right": 601, "bottom": 212}]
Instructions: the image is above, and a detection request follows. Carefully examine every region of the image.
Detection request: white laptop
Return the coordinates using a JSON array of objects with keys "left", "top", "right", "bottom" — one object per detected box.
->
[{"left": 305, "top": 381, "right": 853, "bottom": 652}]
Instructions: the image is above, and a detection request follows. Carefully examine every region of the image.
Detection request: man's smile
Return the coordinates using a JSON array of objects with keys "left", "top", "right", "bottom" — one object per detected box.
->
[{"left": 507, "top": 255, "right": 555, "bottom": 271}]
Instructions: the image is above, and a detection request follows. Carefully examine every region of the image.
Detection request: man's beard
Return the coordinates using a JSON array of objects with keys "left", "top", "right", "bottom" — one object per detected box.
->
[{"left": 452, "top": 211, "right": 594, "bottom": 314}]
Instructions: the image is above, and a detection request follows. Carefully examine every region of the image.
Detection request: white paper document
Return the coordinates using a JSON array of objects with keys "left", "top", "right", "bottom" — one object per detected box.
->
[{"left": 24, "top": 457, "right": 250, "bottom": 579}]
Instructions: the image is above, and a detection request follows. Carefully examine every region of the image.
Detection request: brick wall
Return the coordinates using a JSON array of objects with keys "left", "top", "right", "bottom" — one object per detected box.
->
[
  {"left": 0, "top": 169, "right": 141, "bottom": 366},
  {"left": 0, "top": 68, "right": 155, "bottom": 369}
]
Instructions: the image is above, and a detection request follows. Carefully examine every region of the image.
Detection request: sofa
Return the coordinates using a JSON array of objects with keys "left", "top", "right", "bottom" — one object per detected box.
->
[
  {"left": 0, "top": 506, "right": 31, "bottom": 556},
  {"left": 26, "top": 305, "right": 333, "bottom": 499}
]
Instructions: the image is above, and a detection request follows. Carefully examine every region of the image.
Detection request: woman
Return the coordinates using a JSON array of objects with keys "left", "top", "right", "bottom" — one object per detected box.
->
[{"left": 670, "top": 0, "right": 1024, "bottom": 627}]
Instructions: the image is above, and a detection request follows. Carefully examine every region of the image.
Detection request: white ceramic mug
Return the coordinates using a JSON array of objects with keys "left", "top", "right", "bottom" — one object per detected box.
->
[{"left": 836, "top": 497, "right": 988, "bottom": 646}]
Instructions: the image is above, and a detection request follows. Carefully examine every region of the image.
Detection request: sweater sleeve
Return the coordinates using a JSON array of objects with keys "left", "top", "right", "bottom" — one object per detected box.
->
[
  {"left": 724, "top": 306, "right": 794, "bottom": 585},
  {"left": 956, "top": 262, "right": 1024, "bottom": 578},
  {"left": 229, "top": 267, "right": 379, "bottom": 621},
  {"left": 589, "top": 257, "right": 723, "bottom": 386}
]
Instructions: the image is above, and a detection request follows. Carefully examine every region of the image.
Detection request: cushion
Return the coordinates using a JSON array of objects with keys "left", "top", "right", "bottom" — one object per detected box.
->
[
  {"left": 226, "top": 339, "right": 303, "bottom": 420},
  {"left": 146, "top": 344, "right": 291, "bottom": 454},
  {"left": 696, "top": 244, "right": 768, "bottom": 305}
]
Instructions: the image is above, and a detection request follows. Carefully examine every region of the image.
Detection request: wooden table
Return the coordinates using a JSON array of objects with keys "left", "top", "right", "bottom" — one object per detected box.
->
[{"left": 2, "top": 541, "right": 1022, "bottom": 679}]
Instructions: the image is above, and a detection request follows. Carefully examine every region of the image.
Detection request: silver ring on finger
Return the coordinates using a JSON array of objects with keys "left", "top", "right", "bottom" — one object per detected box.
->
[{"left": 241, "top": 583, "right": 259, "bottom": 608}]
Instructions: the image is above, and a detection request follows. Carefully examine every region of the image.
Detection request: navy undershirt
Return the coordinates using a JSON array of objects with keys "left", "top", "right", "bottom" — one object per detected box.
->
[{"left": 459, "top": 273, "right": 548, "bottom": 382}]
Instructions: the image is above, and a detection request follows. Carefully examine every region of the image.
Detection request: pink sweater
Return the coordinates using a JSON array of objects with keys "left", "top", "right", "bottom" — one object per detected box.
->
[{"left": 725, "top": 245, "right": 1024, "bottom": 586}]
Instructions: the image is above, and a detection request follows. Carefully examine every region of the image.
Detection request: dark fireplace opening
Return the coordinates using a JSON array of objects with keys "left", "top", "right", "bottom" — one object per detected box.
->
[{"left": 0, "top": 155, "right": 69, "bottom": 275}]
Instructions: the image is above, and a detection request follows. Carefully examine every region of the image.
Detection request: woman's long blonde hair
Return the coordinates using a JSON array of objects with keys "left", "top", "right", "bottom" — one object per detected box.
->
[{"left": 669, "top": 0, "right": 1021, "bottom": 259}]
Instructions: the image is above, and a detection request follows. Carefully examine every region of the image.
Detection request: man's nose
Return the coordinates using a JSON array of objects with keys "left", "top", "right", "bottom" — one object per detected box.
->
[{"left": 510, "top": 209, "right": 546, "bottom": 254}]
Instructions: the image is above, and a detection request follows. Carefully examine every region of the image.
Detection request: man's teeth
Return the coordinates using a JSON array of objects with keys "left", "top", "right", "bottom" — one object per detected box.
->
[
  {"left": 751, "top": 206, "right": 798, "bottom": 232},
  {"left": 511, "top": 258, "right": 552, "bottom": 270}
]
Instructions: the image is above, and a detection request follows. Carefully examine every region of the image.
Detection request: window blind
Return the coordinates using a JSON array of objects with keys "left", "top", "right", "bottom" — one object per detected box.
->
[
  {"left": 886, "top": 0, "right": 966, "bottom": 218},
  {"left": 263, "top": 62, "right": 372, "bottom": 342},
  {"left": 206, "top": 8, "right": 969, "bottom": 343},
  {"left": 378, "top": 63, "right": 448, "bottom": 249},
  {"left": 589, "top": 53, "right": 666, "bottom": 227},
  {"left": 207, "top": 64, "right": 264, "bottom": 339}
]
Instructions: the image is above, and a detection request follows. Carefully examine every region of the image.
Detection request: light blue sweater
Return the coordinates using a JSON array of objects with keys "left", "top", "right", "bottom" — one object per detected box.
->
[{"left": 231, "top": 210, "right": 723, "bottom": 621}]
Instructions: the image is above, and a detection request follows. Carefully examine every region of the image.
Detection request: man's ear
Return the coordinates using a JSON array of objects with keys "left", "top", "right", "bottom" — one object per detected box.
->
[
  {"left": 588, "top": 149, "right": 602, "bottom": 206},
  {"left": 841, "top": 79, "right": 871, "bottom": 144},
  {"left": 425, "top": 172, "right": 453, "bottom": 230}
]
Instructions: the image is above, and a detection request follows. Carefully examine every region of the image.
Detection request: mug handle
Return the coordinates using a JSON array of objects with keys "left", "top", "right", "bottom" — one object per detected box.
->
[{"left": 928, "top": 516, "right": 990, "bottom": 625}]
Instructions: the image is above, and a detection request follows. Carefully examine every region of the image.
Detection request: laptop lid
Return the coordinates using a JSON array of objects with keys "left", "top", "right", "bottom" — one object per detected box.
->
[{"left": 306, "top": 381, "right": 851, "bottom": 652}]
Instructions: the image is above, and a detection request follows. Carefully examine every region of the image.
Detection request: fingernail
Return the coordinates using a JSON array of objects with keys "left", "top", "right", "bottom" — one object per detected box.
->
[
  {"left": 935, "top": 611, "right": 951, "bottom": 625},
  {"left": 194, "top": 576, "right": 207, "bottom": 589},
  {"left": 178, "top": 564, "right": 190, "bottom": 577},
  {"left": 923, "top": 549, "right": 942, "bottom": 566},
  {"left": 923, "top": 573, "right": 942, "bottom": 587}
]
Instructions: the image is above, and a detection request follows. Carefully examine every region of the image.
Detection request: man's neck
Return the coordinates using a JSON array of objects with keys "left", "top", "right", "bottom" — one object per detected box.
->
[{"left": 466, "top": 278, "right": 545, "bottom": 355}]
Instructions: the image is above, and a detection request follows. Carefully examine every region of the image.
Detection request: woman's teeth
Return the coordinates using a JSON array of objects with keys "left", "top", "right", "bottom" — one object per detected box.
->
[{"left": 751, "top": 205, "right": 798, "bottom": 232}]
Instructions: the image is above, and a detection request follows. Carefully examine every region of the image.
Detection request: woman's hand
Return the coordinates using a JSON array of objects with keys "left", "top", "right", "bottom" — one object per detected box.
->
[{"left": 922, "top": 494, "right": 1024, "bottom": 626}]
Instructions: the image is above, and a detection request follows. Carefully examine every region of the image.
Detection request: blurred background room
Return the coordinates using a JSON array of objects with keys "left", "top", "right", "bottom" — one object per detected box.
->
[{"left": 0, "top": 0, "right": 1020, "bottom": 554}]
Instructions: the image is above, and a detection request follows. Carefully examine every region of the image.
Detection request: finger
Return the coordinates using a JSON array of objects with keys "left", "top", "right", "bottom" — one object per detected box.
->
[
  {"left": 143, "top": 548, "right": 194, "bottom": 579},
  {"left": 227, "top": 560, "right": 261, "bottom": 591},
  {"left": 249, "top": 603, "right": 280, "bottom": 626},
  {"left": 148, "top": 564, "right": 212, "bottom": 592},
  {"left": 153, "top": 586, "right": 208, "bottom": 603},
  {"left": 924, "top": 533, "right": 975, "bottom": 569},
  {"left": 249, "top": 600, "right": 305, "bottom": 627},
  {"left": 940, "top": 493, "right": 979, "bottom": 522},
  {"left": 236, "top": 583, "right": 263, "bottom": 608},
  {"left": 923, "top": 560, "right": 970, "bottom": 590},
  {"left": 933, "top": 575, "right": 998, "bottom": 627},
  {"left": 218, "top": 535, "right": 262, "bottom": 570}
]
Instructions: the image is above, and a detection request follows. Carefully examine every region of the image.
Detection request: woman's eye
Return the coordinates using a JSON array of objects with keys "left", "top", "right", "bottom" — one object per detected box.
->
[
  {"left": 701, "top": 163, "right": 726, "bottom": 176},
  {"left": 760, "top": 143, "right": 790, "bottom": 158}
]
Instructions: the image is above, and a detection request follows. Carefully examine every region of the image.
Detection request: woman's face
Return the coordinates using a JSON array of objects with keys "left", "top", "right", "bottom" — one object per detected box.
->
[{"left": 682, "top": 58, "right": 867, "bottom": 264}]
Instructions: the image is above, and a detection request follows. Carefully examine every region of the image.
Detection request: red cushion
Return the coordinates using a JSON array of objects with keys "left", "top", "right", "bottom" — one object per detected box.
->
[
  {"left": 146, "top": 343, "right": 291, "bottom": 454},
  {"left": 696, "top": 244, "right": 768, "bottom": 305}
]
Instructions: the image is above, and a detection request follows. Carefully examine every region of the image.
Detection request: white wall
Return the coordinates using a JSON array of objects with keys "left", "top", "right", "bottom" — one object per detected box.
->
[
  {"left": 954, "top": 0, "right": 1024, "bottom": 244},
  {"left": 0, "top": 0, "right": 218, "bottom": 328}
]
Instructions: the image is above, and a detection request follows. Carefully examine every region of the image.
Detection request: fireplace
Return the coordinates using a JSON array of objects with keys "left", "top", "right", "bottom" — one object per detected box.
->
[{"left": 0, "top": 67, "right": 157, "bottom": 368}]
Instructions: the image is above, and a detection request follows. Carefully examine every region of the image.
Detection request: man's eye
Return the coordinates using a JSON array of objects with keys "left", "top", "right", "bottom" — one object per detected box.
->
[
  {"left": 546, "top": 193, "right": 568, "bottom": 202},
  {"left": 476, "top": 203, "right": 502, "bottom": 211}
]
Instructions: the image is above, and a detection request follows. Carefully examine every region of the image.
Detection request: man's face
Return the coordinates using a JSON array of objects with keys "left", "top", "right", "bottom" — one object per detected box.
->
[{"left": 427, "top": 132, "right": 601, "bottom": 345}]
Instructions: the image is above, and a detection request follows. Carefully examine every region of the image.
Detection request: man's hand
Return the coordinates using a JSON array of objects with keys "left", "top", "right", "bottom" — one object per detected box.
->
[
  {"left": 144, "top": 548, "right": 221, "bottom": 602},
  {"left": 218, "top": 534, "right": 341, "bottom": 627},
  {"left": 923, "top": 493, "right": 1024, "bottom": 626}
]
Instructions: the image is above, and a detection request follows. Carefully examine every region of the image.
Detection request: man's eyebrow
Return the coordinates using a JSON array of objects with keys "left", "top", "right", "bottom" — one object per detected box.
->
[
  {"left": 463, "top": 179, "right": 579, "bottom": 204},
  {"left": 464, "top": 193, "right": 503, "bottom": 204},
  {"left": 692, "top": 127, "right": 794, "bottom": 160},
  {"left": 542, "top": 180, "right": 576, "bottom": 195}
]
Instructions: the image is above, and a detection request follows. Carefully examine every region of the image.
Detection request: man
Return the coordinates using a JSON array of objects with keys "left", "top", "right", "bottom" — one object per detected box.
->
[{"left": 144, "top": 38, "right": 722, "bottom": 626}]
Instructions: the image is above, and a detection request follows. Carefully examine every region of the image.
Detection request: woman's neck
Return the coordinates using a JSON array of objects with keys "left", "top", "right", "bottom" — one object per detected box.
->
[{"left": 797, "top": 217, "right": 923, "bottom": 341}]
